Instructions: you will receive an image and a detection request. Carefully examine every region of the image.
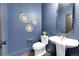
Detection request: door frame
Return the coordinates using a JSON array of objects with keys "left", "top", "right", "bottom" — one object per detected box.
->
[{"left": 1, "top": 4, "right": 8, "bottom": 56}]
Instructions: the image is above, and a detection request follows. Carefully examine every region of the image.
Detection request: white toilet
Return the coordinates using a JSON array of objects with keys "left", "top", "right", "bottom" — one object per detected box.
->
[{"left": 32, "top": 32, "right": 48, "bottom": 56}]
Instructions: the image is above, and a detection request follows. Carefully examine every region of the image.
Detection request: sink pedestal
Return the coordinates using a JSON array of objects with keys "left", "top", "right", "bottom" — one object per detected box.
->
[
  {"left": 56, "top": 43, "right": 66, "bottom": 56},
  {"left": 49, "top": 36, "right": 79, "bottom": 56}
]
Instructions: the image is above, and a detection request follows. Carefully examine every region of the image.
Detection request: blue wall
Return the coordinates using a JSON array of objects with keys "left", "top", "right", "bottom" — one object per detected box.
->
[
  {"left": 42, "top": 4, "right": 58, "bottom": 36},
  {"left": 2, "top": 3, "right": 79, "bottom": 56},
  {"left": 42, "top": 4, "right": 58, "bottom": 55},
  {"left": 2, "top": 3, "right": 42, "bottom": 56},
  {"left": 73, "top": 4, "right": 79, "bottom": 36},
  {"left": 1, "top": 3, "right": 57, "bottom": 56}
]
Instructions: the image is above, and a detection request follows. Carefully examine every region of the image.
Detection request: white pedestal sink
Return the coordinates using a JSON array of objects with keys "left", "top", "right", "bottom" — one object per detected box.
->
[{"left": 49, "top": 36, "right": 79, "bottom": 56}]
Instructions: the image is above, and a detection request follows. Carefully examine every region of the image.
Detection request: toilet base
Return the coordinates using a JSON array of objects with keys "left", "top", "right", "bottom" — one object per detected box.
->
[{"left": 34, "top": 47, "right": 46, "bottom": 56}]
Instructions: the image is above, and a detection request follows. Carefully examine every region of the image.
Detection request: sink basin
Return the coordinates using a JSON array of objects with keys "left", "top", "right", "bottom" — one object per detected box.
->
[
  {"left": 62, "top": 37, "right": 78, "bottom": 48},
  {"left": 49, "top": 36, "right": 78, "bottom": 48},
  {"left": 49, "top": 36, "right": 79, "bottom": 56}
]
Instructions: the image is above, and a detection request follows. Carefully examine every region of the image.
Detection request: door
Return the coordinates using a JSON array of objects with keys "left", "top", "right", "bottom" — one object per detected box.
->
[
  {"left": 0, "top": 4, "right": 8, "bottom": 56},
  {"left": 66, "top": 14, "right": 73, "bottom": 33},
  {"left": 0, "top": 7, "right": 2, "bottom": 55}
]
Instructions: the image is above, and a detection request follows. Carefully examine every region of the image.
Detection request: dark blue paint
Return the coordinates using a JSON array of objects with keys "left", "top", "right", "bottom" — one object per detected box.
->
[
  {"left": 73, "top": 4, "right": 79, "bottom": 37},
  {"left": 1, "top": 3, "right": 79, "bottom": 56},
  {"left": 2, "top": 3, "right": 42, "bottom": 56},
  {"left": 42, "top": 4, "right": 57, "bottom": 36}
]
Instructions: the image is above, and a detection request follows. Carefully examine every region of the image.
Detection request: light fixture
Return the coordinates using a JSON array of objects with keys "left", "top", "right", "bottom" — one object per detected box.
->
[
  {"left": 25, "top": 24, "right": 33, "bottom": 32},
  {"left": 19, "top": 13, "right": 29, "bottom": 24},
  {"left": 32, "top": 20, "right": 37, "bottom": 26}
]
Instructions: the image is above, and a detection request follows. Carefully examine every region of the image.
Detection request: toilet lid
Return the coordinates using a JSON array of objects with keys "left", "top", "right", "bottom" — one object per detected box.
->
[{"left": 33, "top": 42, "right": 45, "bottom": 49}]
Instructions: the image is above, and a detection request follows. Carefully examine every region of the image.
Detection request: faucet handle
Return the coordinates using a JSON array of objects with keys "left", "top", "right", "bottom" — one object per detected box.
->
[{"left": 60, "top": 35, "right": 64, "bottom": 41}]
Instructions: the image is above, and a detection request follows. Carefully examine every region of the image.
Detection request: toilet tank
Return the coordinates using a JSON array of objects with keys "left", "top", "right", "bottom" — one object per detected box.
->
[{"left": 41, "top": 35, "right": 48, "bottom": 45}]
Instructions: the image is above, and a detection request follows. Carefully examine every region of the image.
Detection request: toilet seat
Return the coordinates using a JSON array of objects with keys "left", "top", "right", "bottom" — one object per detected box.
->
[{"left": 33, "top": 42, "right": 45, "bottom": 50}]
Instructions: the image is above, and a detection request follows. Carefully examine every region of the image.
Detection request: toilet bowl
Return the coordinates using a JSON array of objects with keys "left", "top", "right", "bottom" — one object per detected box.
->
[{"left": 32, "top": 35, "right": 48, "bottom": 56}]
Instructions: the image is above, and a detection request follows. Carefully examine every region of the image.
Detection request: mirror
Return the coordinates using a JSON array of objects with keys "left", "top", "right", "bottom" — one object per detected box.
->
[{"left": 56, "top": 3, "right": 74, "bottom": 33}]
